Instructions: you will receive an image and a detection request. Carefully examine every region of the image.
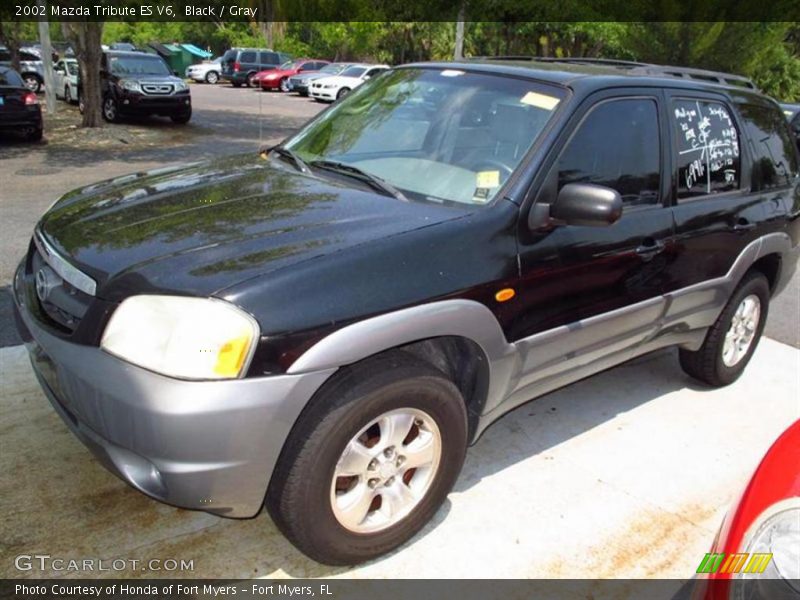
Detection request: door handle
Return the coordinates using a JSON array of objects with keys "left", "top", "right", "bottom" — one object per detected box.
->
[
  {"left": 635, "top": 238, "right": 666, "bottom": 261},
  {"left": 731, "top": 219, "right": 756, "bottom": 233}
]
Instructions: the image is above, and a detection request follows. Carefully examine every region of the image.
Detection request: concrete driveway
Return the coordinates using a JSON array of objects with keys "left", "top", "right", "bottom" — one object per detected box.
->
[
  {"left": 1, "top": 83, "right": 799, "bottom": 579},
  {"left": 1, "top": 340, "right": 797, "bottom": 578}
]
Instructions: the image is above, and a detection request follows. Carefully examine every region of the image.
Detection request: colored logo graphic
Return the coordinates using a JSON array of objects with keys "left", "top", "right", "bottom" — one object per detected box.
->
[{"left": 696, "top": 553, "right": 773, "bottom": 574}]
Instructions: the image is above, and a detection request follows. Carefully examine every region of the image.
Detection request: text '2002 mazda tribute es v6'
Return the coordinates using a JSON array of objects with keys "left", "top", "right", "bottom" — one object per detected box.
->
[{"left": 13, "top": 58, "right": 800, "bottom": 565}]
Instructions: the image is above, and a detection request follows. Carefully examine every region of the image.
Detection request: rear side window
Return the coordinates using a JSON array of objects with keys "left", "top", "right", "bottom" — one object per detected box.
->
[
  {"left": 260, "top": 52, "right": 279, "bottom": 65},
  {"left": 239, "top": 51, "right": 256, "bottom": 63},
  {"left": 556, "top": 98, "right": 661, "bottom": 207},
  {"left": 0, "top": 69, "right": 23, "bottom": 86},
  {"left": 672, "top": 99, "right": 740, "bottom": 199},
  {"left": 737, "top": 103, "right": 798, "bottom": 190}
]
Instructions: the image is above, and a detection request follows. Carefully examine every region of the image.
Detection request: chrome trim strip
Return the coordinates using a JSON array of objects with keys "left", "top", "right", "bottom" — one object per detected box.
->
[{"left": 34, "top": 230, "right": 97, "bottom": 296}]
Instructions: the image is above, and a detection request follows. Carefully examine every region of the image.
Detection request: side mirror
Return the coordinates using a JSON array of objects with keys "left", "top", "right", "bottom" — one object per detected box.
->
[
  {"left": 550, "top": 183, "right": 623, "bottom": 227},
  {"left": 173, "top": 70, "right": 180, "bottom": 77}
]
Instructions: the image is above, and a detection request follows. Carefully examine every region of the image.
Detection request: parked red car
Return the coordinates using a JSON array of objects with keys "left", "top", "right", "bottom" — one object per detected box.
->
[
  {"left": 256, "top": 59, "right": 329, "bottom": 92},
  {"left": 693, "top": 419, "right": 800, "bottom": 599}
]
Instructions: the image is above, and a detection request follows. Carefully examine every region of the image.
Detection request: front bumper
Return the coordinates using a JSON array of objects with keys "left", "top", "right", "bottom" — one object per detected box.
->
[
  {"left": 13, "top": 263, "right": 335, "bottom": 518},
  {"left": 310, "top": 88, "right": 335, "bottom": 101},
  {"left": 117, "top": 92, "right": 192, "bottom": 116}
]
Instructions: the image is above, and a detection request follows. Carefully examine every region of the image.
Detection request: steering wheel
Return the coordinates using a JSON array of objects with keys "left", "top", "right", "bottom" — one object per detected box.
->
[{"left": 471, "top": 159, "right": 513, "bottom": 179}]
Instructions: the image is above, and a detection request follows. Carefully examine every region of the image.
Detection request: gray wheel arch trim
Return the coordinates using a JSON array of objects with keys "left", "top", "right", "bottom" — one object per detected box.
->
[{"left": 288, "top": 299, "right": 514, "bottom": 374}]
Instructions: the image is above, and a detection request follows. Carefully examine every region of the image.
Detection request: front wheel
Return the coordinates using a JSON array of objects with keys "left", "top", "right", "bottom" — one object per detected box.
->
[
  {"left": 266, "top": 352, "right": 468, "bottom": 565},
  {"left": 64, "top": 86, "right": 72, "bottom": 104},
  {"left": 679, "top": 271, "right": 769, "bottom": 387},
  {"left": 170, "top": 110, "right": 192, "bottom": 124},
  {"left": 279, "top": 78, "right": 289, "bottom": 92},
  {"left": 102, "top": 96, "right": 120, "bottom": 123},
  {"left": 336, "top": 87, "right": 350, "bottom": 100}
]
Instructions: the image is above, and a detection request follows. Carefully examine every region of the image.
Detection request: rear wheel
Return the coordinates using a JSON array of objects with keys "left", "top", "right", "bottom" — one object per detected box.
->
[
  {"left": 266, "top": 352, "right": 468, "bottom": 565},
  {"left": 246, "top": 72, "right": 257, "bottom": 87},
  {"left": 205, "top": 71, "right": 219, "bottom": 84},
  {"left": 679, "top": 271, "right": 769, "bottom": 387},
  {"left": 23, "top": 74, "right": 41, "bottom": 93},
  {"left": 24, "top": 126, "right": 43, "bottom": 142}
]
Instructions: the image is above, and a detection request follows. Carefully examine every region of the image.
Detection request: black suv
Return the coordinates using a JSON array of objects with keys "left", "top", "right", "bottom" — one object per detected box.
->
[
  {"left": 220, "top": 47, "right": 291, "bottom": 87},
  {"left": 88, "top": 51, "right": 192, "bottom": 124},
  {"left": 13, "top": 59, "right": 800, "bottom": 565}
]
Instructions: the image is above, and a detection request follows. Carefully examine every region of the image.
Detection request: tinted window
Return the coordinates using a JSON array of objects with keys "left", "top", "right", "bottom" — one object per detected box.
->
[
  {"left": 260, "top": 52, "right": 279, "bottom": 65},
  {"left": 672, "top": 99, "right": 740, "bottom": 199},
  {"left": 239, "top": 51, "right": 256, "bottom": 63},
  {"left": 0, "top": 68, "right": 24, "bottom": 86},
  {"left": 737, "top": 103, "right": 798, "bottom": 190},
  {"left": 108, "top": 55, "right": 170, "bottom": 76},
  {"left": 341, "top": 66, "right": 367, "bottom": 78},
  {"left": 0, "top": 49, "right": 10, "bottom": 62},
  {"left": 557, "top": 99, "right": 661, "bottom": 206}
]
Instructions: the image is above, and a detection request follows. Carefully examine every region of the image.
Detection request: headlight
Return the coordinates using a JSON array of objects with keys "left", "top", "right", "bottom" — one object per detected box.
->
[
  {"left": 101, "top": 295, "right": 259, "bottom": 380},
  {"left": 120, "top": 79, "right": 142, "bottom": 93},
  {"left": 174, "top": 80, "right": 188, "bottom": 91},
  {"left": 323, "top": 84, "right": 335, "bottom": 89},
  {"left": 732, "top": 500, "right": 800, "bottom": 598}
]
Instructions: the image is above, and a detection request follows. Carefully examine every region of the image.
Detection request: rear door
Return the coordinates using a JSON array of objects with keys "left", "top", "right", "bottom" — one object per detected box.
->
[
  {"left": 259, "top": 51, "right": 280, "bottom": 70},
  {"left": 663, "top": 90, "right": 763, "bottom": 292}
]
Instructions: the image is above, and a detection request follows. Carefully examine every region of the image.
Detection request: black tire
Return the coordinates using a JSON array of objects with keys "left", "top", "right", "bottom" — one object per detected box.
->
[
  {"left": 679, "top": 271, "right": 769, "bottom": 387},
  {"left": 64, "top": 86, "right": 72, "bottom": 103},
  {"left": 23, "top": 74, "right": 41, "bottom": 93},
  {"left": 232, "top": 81, "right": 242, "bottom": 88},
  {"left": 25, "top": 126, "right": 43, "bottom": 142},
  {"left": 246, "top": 72, "right": 257, "bottom": 87},
  {"left": 78, "top": 91, "right": 85, "bottom": 114},
  {"left": 170, "top": 111, "right": 191, "bottom": 124},
  {"left": 205, "top": 71, "right": 219, "bottom": 84},
  {"left": 102, "top": 96, "right": 120, "bottom": 123},
  {"left": 336, "top": 87, "right": 350, "bottom": 100},
  {"left": 279, "top": 78, "right": 289, "bottom": 92},
  {"left": 266, "top": 352, "right": 468, "bottom": 565}
]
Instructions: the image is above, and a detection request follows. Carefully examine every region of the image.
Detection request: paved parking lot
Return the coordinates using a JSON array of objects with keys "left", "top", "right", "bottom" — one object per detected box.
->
[{"left": 0, "top": 83, "right": 798, "bottom": 579}]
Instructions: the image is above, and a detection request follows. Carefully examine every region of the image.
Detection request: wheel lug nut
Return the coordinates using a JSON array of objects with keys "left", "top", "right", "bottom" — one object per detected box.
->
[
  {"left": 396, "top": 456, "right": 405, "bottom": 467},
  {"left": 368, "top": 478, "right": 380, "bottom": 489},
  {"left": 384, "top": 447, "right": 394, "bottom": 458},
  {"left": 368, "top": 459, "right": 378, "bottom": 470}
]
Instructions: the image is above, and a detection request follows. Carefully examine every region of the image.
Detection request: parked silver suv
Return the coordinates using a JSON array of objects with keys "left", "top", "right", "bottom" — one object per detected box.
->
[{"left": 0, "top": 46, "right": 45, "bottom": 92}]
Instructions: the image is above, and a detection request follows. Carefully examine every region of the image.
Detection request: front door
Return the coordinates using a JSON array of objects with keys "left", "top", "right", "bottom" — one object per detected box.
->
[{"left": 508, "top": 90, "right": 675, "bottom": 402}]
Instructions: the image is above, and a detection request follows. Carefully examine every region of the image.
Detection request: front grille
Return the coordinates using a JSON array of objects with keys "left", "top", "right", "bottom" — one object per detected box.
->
[
  {"left": 31, "top": 248, "right": 92, "bottom": 332},
  {"left": 141, "top": 83, "right": 174, "bottom": 95}
]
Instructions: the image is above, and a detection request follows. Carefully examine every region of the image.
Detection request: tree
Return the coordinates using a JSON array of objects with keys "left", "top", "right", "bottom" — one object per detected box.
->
[
  {"left": 61, "top": 21, "right": 104, "bottom": 127},
  {"left": 0, "top": 21, "right": 36, "bottom": 71}
]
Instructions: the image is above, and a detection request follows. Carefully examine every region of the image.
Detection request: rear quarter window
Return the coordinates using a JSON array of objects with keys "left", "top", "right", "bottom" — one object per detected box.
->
[
  {"left": 260, "top": 52, "right": 280, "bottom": 65},
  {"left": 737, "top": 103, "right": 799, "bottom": 190},
  {"left": 672, "top": 99, "right": 741, "bottom": 199}
]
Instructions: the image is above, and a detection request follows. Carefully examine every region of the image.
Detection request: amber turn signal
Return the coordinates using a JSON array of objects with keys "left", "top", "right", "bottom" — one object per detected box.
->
[{"left": 495, "top": 288, "right": 516, "bottom": 302}]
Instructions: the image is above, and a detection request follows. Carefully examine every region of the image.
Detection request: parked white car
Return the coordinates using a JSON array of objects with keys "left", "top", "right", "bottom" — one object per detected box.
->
[
  {"left": 53, "top": 58, "right": 79, "bottom": 104},
  {"left": 309, "top": 64, "right": 389, "bottom": 102},
  {"left": 186, "top": 57, "right": 222, "bottom": 84}
]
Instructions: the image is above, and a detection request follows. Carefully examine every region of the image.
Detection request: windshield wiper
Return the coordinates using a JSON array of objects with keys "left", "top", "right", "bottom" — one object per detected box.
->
[
  {"left": 310, "top": 160, "right": 408, "bottom": 201},
  {"left": 264, "top": 144, "right": 311, "bottom": 174}
]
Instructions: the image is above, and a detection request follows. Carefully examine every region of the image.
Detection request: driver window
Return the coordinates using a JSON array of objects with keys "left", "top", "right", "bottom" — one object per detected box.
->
[{"left": 557, "top": 98, "right": 661, "bottom": 207}]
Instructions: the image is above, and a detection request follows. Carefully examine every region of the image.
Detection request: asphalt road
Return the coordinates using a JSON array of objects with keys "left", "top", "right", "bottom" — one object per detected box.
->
[{"left": 0, "top": 84, "right": 798, "bottom": 348}]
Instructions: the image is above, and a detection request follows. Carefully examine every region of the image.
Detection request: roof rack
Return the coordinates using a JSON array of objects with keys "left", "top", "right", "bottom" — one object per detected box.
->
[{"left": 473, "top": 56, "right": 758, "bottom": 90}]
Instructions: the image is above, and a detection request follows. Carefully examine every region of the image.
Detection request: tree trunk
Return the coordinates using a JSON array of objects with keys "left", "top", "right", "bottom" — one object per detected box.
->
[
  {"left": 37, "top": 2, "right": 56, "bottom": 116},
  {"left": 62, "top": 21, "right": 104, "bottom": 128},
  {"left": 454, "top": 2, "right": 466, "bottom": 60},
  {"left": 0, "top": 21, "right": 23, "bottom": 72}
]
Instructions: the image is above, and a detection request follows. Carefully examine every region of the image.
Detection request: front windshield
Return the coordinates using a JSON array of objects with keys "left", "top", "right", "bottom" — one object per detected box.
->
[
  {"left": 320, "top": 64, "right": 344, "bottom": 74},
  {"left": 340, "top": 66, "right": 367, "bottom": 78},
  {"left": 109, "top": 55, "right": 170, "bottom": 76},
  {"left": 285, "top": 67, "right": 565, "bottom": 206}
]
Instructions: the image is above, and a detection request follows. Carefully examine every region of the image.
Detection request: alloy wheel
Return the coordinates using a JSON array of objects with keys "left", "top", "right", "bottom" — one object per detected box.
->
[
  {"left": 722, "top": 294, "right": 761, "bottom": 367},
  {"left": 330, "top": 408, "right": 442, "bottom": 533}
]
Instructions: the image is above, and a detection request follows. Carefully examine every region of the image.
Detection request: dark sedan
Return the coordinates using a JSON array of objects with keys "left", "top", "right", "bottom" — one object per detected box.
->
[{"left": 0, "top": 66, "right": 42, "bottom": 141}]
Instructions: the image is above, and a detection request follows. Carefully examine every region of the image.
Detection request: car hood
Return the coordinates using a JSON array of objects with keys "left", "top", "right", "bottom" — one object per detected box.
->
[{"left": 38, "top": 154, "right": 467, "bottom": 300}]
